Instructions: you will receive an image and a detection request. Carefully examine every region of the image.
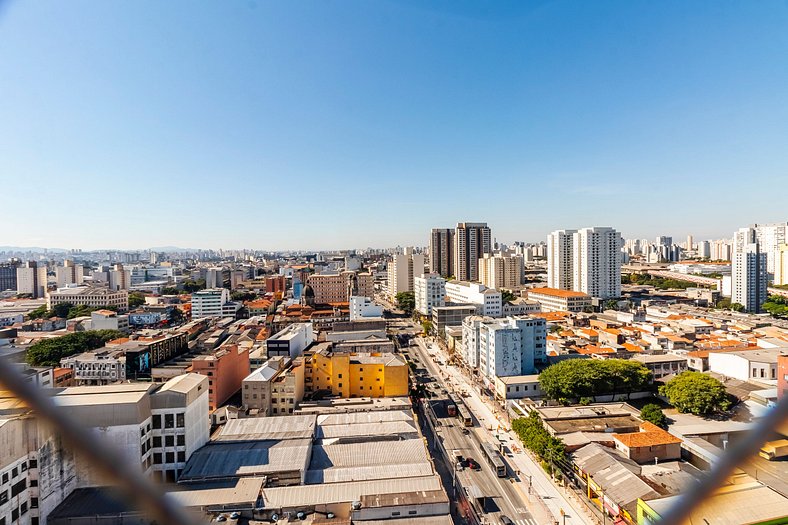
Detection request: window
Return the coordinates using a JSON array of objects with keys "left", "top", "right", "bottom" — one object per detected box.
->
[
  {"left": 164, "top": 414, "right": 174, "bottom": 428},
  {"left": 1, "top": 473, "right": 6, "bottom": 483},
  {"left": 28, "top": 459, "right": 37, "bottom": 469},
  {"left": 29, "top": 480, "right": 37, "bottom": 487},
  {"left": 11, "top": 468, "right": 17, "bottom": 478},
  {"left": 337, "top": 373, "right": 342, "bottom": 379},
  {"left": 21, "top": 502, "right": 27, "bottom": 515},
  {"left": 177, "top": 435, "right": 185, "bottom": 446},
  {"left": 153, "top": 415, "right": 162, "bottom": 429},
  {"left": 338, "top": 383, "right": 342, "bottom": 388},
  {"left": 165, "top": 436, "right": 174, "bottom": 447},
  {"left": 12, "top": 509, "right": 18, "bottom": 522},
  {"left": 153, "top": 453, "right": 162, "bottom": 464},
  {"left": 0, "top": 490, "right": 7, "bottom": 504},
  {"left": 166, "top": 452, "right": 175, "bottom": 463},
  {"left": 11, "top": 479, "right": 26, "bottom": 497},
  {"left": 176, "top": 413, "right": 185, "bottom": 428},
  {"left": 177, "top": 451, "right": 185, "bottom": 462},
  {"left": 153, "top": 436, "right": 162, "bottom": 447}
]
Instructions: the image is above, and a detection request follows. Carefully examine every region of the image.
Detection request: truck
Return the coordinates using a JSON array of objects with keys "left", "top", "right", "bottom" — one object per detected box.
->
[
  {"left": 446, "top": 402, "right": 457, "bottom": 417},
  {"left": 758, "top": 439, "right": 788, "bottom": 461}
]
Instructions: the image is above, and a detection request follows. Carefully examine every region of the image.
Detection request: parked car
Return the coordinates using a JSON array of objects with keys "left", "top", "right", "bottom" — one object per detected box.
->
[{"left": 499, "top": 515, "right": 514, "bottom": 525}]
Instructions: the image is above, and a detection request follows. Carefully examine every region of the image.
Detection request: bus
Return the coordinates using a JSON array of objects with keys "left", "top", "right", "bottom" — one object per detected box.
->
[
  {"left": 481, "top": 442, "right": 506, "bottom": 477},
  {"left": 457, "top": 403, "right": 473, "bottom": 427}
]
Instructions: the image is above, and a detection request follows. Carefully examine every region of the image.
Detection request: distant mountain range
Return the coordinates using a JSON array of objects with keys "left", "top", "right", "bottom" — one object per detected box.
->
[{"left": 0, "top": 246, "right": 199, "bottom": 253}]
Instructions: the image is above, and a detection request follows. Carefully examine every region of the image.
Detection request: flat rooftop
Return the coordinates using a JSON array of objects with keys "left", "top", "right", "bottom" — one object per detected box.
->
[
  {"left": 179, "top": 439, "right": 312, "bottom": 482},
  {"left": 217, "top": 414, "right": 316, "bottom": 441}
]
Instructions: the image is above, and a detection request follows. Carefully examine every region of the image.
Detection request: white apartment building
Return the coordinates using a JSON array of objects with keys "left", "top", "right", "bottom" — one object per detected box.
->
[
  {"left": 710, "top": 239, "right": 732, "bottom": 262},
  {"left": 149, "top": 373, "right": 210, "bottom": 482},
  {"left": 90, "top": 309, "right": 130, "bottom": 333},
  {"left": 205, "top": 267, "right": 224, "bottom": 289},
  {"left": 752, "top": 222, "right": 788, "bottom": 275},
  {"left": 47, "top": 285, "right": 129, "bottom": 312},
  {"left": 414, "top": 273, "right": 446, "bottom": 315},
  {"left": 130, "top": 266, "right": 175, "bottom": 285},
  {"left": 775, "top": 244, "right": 788, "bottom": 286},
  {"left": 445, "top": 281, "right": 502, "bottom": 317},
  {"left": 732, "top": 227, "right": 768, "bottom": 313},
  {"left": 453, "top": 222, "right": 491, "bottom": 282},
  {"left": 349, "top": 296, "right": 384, "bottom": 321},
  {"left": 478, "top": 254, "right": 523, "bottom": 290},
  {"left": 190, "top": 288, "right": 232, "bottom": 319},
  {"left": 697, "top": 240, "right": 711, "bottom": 259},
  {"left": 708, "top": 348, "right": 780, "bottom": 384},
  {"left": 387, "top": 253, "right": 425, "bottom": 299},
  {"left": 573, "top": 227, "right": 622, "bottom": 299},
  {"left": 16, "top": 262, "right": 48, "bottom": 298},
  {"left": 266, "top": 323, "right": 315, "bottom": 359},
  {"left": 547, "top": 229, "right": 576, "bottom": 290},
  {"left": 525, "top": 287, "right": 592, "bottom": 312},
  {"left": 461, "top": 315, "right": 489, "bottom": 368},
  {"left": 61, "top": 348, "right": 127, "bottom": 385},
  {"left": 55, "top": 260, "right": 84, "bottom": 288},
  {"left": 463, "top": 316, "right": 546, "bottom": 380}
]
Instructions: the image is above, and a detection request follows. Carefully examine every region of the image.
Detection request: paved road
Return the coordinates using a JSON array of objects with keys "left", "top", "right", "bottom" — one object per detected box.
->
[
  {"left": 412, "top": 335, "right": 601, "bottom": 525},
  {"left": 404, "top": 339, "right": 540, "bottom": 525}
]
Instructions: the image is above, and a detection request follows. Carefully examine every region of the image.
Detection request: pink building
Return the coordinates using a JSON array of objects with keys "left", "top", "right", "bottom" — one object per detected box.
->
[{"left": 190, "top": 344, "right": 249, "bottom": 411}]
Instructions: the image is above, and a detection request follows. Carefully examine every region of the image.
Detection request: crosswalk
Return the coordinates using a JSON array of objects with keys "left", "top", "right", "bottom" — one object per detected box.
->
[{"left": 515, "top": 519, "right": 537, "bottom": 525}]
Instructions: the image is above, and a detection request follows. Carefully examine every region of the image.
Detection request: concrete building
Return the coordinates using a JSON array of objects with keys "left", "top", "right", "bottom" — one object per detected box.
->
[
  {"left": 612, "top": 422, "right": 682, "bottom": 464},
  {"left": 190, "top": 288, "right": 236, "bottom": 319},
  {"left": 752, "top": 222, "right": 788, "bottom": 276},
  {"left": 61, "top": 348, "right": 127, "bottom": 385},
  {"left": 632, "top": 354, "right": 689, "bottom": 380},
  {"left": 526, "top": 287, "right": 592, "bottom": 312},
  {"left": 266, "top": 323, "right": 315, "bottom": 359},
  {"left": 444, "top": 280, "right": 502, "bottom": 317},
  {"left": 149, "top": 373, "right": 211, "bottom": 482},
  {"left": 108, "top": 263, "right": 131, "bottom": 291},
  {"left": 191, "top": 344, "right": 250, "bottom": 411},
  {"left": 308, "top": 345, "right": 408, "bottom": 398},
  {"left": 494, "top": 374, "right": 542, "bottom": 400},
  {"left": 708, "top": 348, "right": 781, "bottom": 384},
  {"left": 0, "top": 260, "right": 20, "bottom": 292},
  {"left": 429, "top": 228, "right": 454, "bottom": 278},
  {"left": 548, "top": 227, "right": 622, "bottom": 299},
  {"left": 697, "top": 240, "right": 711, "bottom": 259},
  {"left": 205, "top": 267, "right": 224, "bottom": 289},
  {"left": 453, "top": 222, "right": 491, "bottom": 282},
  {"left": 732, "top": 227, "right": 768, "bottom": 313},
  {"left": 242, "top": 356, "right": 305, "bottom": 415},
  {"left": 774, "top": 243, "right": 788, "bottom": 286},
  {"left": 47, "top": 285, "right": 129, "bottom": 312},
  {"left": 348, "top": 296, "right": 383, "bottom": 321},
  {"left": 90, "top": 309, "right": 130, "bottom": 333},
  {"left": 478, "top": 253, "right": 523, "bottom": 290},
  {"left": 432, "top": 305, "right": 477, "bottom": 336},
  {"left": 306, "top": 271, "right": 374, "bottom": 304},
  {"left": 386, "top": 253, "right": 425, "bottom": 299},
  {"left": 463, "top": 316, "right": 546, "bottom": 379},
  {"left": 16, "top": 261, "right": 48, "bottom": 298},
  {"left": 414, "top": 273, "right": 446, "bottom": 315},
  {"left": 55, "top": 260, "right": 84, "bottom": 288},
  {"left": 573, "top": 227, "right": 622, "bottom": 299}
]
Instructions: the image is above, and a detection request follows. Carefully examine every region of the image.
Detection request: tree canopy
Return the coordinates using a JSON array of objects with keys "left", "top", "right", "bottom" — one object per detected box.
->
[
  {"left": 762, "top": 295, "right": 788, "bottom": 318},
  {"left": 512, "top": 411, "right": 566, "bottom": 465},
  {"left": 128, "top": 292, "right": 146, "bottom": 308},
  {"left": 395, "top": 291, "right": 415, "bottom": 315},
  {"left": 231, "top": 290, "right": 257, "bottom": 302},
  {"left": 640, "top": 403, "right": 668, "bottom": 429},
  {"left": 181, "top": 279, "right": 206, "bottom": 293},
  {"left": 500, "top": 290, "right": 517, "bottom": 304},
  {"left": 622, "top": 273, "right": 708, "bottom": 290},
  {"left": 538, "top": 358, "right": 652, "bottom": 403},
  {"left": 26, "top": 330, "right": 124, "bottom": 367},
  {"left": 658, "top": 371, "right": 732, "bottom": 415}
]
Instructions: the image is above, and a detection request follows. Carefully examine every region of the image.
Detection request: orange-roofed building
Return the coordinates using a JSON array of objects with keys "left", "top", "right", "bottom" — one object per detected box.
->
[
  {"left": 531, "top": 311, "right": 571, "bottom": 322},
  {"left": 246, "top": 298, "right": 273, "bottom": 316},
  {"left": 575, "top": 345, "right": 617, "bottom": 356},
  {"left": 621, "top": 342, "right": 644, "bottom": 354},
  {"left": 526, "top": 287, "right": 592, "bottom": 313},
  {"left": 612, "top": 422, "right": 682, "bottom": 464},
  {"left": 577, "top": 328, "right": 599, "bottom": 342}
]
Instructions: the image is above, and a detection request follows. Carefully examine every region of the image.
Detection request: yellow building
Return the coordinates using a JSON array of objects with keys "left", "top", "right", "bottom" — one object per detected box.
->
[{"left": 309, "top": 346, "right": 408, "bottom": 398}]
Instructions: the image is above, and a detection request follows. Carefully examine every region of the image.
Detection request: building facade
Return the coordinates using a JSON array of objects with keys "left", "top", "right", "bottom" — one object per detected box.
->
[
  {"left": 190, "top": 288, "right": 232, "bottom": 319},
  {"left": 478, "top": 254, "right": 523, "bottom": 290},
  {"left": 429, "top": 228, "right": 454, "bottom": 278},
  {"left": 464, "top": 316, "right": 546, "bottom": 380},
  {"left": 386, "top": 253, "right": 425, "bottom": 299},
  {"left": 16, "top": 261, "right": 48, "bottom": 299},
  {"left": 548, "top": 227, "right": 622, "bottom": 299},
  {"left": 453, "top": 222, "right": 491, "bottom": 282},
  {"left": 47, "top": 286, "right": 129, "bottom": 312},
  {"left": 732, "top": 227, "right": 768, "bottom": 313},
  {"left": 444, "top": 281, "right": 502, "bottom": 317},
  {"left": 525, "top": 287, "right": 591, "bottom": 312},
  {"left": 414, "top": 273, "right": 446, "bottom": 315}
]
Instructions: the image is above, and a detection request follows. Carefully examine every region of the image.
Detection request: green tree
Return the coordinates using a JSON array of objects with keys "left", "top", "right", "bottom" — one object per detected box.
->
[
  {"left": 27, "top": 305, "right": 50, "bottom": 320},
  {"left": 231, "top": 290, "right": 256, "bottom": 302},
  {"left": 512, "top": 412, "right": 567, "bottom": 467},
  {"left": 730, "top": 302, "right": 745, "bottom": 312},
  {"left": 51, "top": 302, "right": 74, "bottom": 319},
  {"left": 421, "top": 319, "right": 434, "bottom": 335},
  {"left": 395, "top": 291, "right": 415, "bottom": 315},
  {"left": 168, "top": 307, "right": 184, "bottom": 324},
  {"left": 604, "top": 299, "right": 619, "bottom": 311},
  {"left": 659, "top": 371, "right": 732, "bottom": 415},
  {"left": 128, "top": 292, "right": 146, "bottom": 308},
  {"left": 640, "top": 403, "right": 668, "bottom": 429},
  {"left": 161, "top": 286, "right": 181, "bottom": 295},
  {"left": 182, "top": 279, "right": 206, "bottom": 293},
  {"left": 715, "top": 297, "right": 732, "bottom": 310},
  {"left": 538, "top": 359, "right": 652, "bottom": 403},
  {"left": 762, "top": 295, "right": 788, "bottom": 318},
  {"left": 501, "top": 290, "right": 517, "bottom": 304},
  {"left": 26, "top": 330, "right": 124, "bottom": 367}
]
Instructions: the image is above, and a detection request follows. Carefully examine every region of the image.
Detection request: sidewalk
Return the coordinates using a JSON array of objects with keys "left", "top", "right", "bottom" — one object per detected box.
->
[{"left": 423, "top": 339, "right": 600, "bottom": 525}]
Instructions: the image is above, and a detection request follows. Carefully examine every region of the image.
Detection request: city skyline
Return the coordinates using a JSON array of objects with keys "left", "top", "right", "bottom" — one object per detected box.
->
[{"left": 2, "top": 1, "right": 788, "bottom": 250}]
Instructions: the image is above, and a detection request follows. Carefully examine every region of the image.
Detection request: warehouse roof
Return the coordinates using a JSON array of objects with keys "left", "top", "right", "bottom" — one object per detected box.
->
[
  {"left": 179, "top": 439, "right": 311, "bottom": 482},
  {"left": 316, "top": 420, "right": 417, "bottom": 440},
  {"left": 167, "top": 478, "right": 263, "bottom": 509},
  {"left": 218, "top": 414, "right": 316, "bottom": 441}
]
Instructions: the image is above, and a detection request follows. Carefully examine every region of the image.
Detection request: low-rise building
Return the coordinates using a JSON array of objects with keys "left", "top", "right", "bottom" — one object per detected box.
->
[
  {"left": 494, "top": 374, "right": 541, "bottom": 400},
  {"left": 349, "top": 296, "right": 383, "bottom": 321},
  {"left": 308, "top": 344, "right": 408, "bottom": 398},
  {"left": 445, "top": 281, "right": 502, "bottom": 317},
  {"left": 90, "top": 309, "right": 130, "bottom": 333},
  {"left": 612, "top": 421, "right": 682, "bottom": 464},
  {"left": 525, "top": 287, "right": 592, "bottom": 313},
  {"left": 47, "top": 285, "right": 129, "bottom": 313},
  {"left": 191, "top": 344, "right": 250, "bottom": 411},
  {"left": 414, "top": 273, "right": 446, "bottom": 316},
  {"left": 632, "top": 354, "right": 689, "bottom": 380},
  {"left": 242, "top": 356, "right": 305, "bottom": 415},
  {"left": 432, "top": 305, "right": 477, "bottom": 336},
  {"left": 266, "top": 323, "right": 314, "bottom": 359},
  {"left": 708, "top": 348, "right": 782, "bottom": 384}
]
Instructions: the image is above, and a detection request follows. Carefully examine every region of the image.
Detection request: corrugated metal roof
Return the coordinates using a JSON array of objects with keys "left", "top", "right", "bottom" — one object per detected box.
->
[
  {"left": 316, "top": 420, "right": 417, "bottom": 439},
  {"left": 166, "top": 478, "right": 263, "bottom": 508},
  {"left": 309, "top": 439, "right": 427, "bottom": 470},
  {"left": 218, "top": 414, "right": 316, "bottom": 441},
  {"left": 317, "top": 409, "right": 413, "bottom": 427},
  {"left": 305, "top": 463, "right": 434, "bottom": 484},
  {"left": 262, "top": 475, "right": 442, "bottom": 508},
  {"left": 573, "top": 443, "right": 658, "bottom": 511},
  {"left": 179, "top": 439, "right": 311, "bottom": 481}
]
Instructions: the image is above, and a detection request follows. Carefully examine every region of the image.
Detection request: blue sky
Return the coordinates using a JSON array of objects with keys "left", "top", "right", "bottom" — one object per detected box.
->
[{"left": 1, "top": 0, "right": 787, "bottom": 251}]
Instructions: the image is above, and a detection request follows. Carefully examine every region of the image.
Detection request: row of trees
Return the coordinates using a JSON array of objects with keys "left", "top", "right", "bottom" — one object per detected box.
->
[
  {"left": 762, "top": 295, "right": 788, "bottom": 318},
  {"left": 28, "top": 302, "right": 120, "bottom": 320},
  {"left": 622, "top": 273, "right": 706, "bottom": 290},
  {"left": 395, "top": 291, "right": 415, "bottom": 315},
  {"left": 512, "top": 412, "right": 567, "bottom": 469},
  {"left": 538, "top": 359, "right": 652, "bottom": 404},
  {"left": 26, "top": 330, "right": 124, "bottom": 367}
]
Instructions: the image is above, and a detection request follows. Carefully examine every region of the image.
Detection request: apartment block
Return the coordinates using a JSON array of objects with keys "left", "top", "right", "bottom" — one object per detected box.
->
[
  {"left": 190, "top": 288, "right": 239, "bottom": 319},
  {"left": 308, "top": 343, "right": 408, "bottom": 398},
  {"left": 47, "top": 285, "right": 129, "bottom": 313},
  {"left": 266, "top": 323, "right": 315, "bottom": 359},
  {"left": 55, "top": 260, "right": 83, "bottom": 288},
  {"left": 386, "top": 253, "right": 425, "bottom": 299},
  {"left": 453, "top": 222, "right": 491, "bottom": 282},
  {"left": 414, "top": 273, "right": 446, "bottom": 315},
  {"left": 429, "top": 228, "right": 454, "bottom": 278},
  {"left": 463, "top": 316, "right": 547, "bottom": 379},
  {"left": 191, "top": 344, "right": 250, "bottom": 411},
  {"left": 478, "top": 253, "right": 523, "bottom": 290},
  {"left": 732, "top": 227, "right": 768, "bottom": 313},
  {"left": 445, "top": 281, "right": 502, "bottom": 317},
  {"left": 16, "top": 261, "right": 48, "bottom": 299},
  {"left": 306, "top": 271, "right": 374, "bottom": 304}
]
